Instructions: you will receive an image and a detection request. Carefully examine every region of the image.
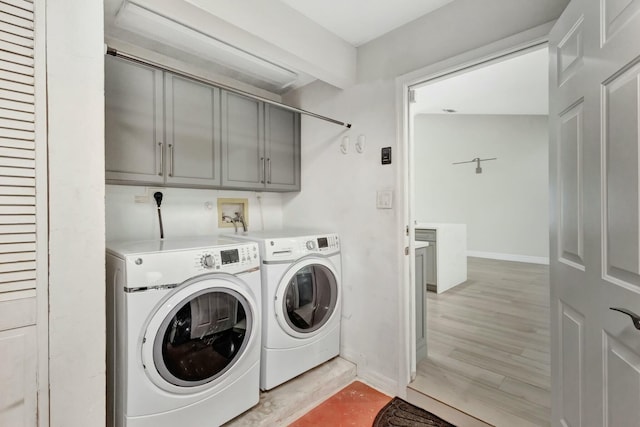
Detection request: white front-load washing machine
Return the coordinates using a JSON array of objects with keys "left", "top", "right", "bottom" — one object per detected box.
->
[
  {"left": 227, "top": 230, "right": 341, "bottom": 390},
  {"left": 106, "top": 237, "right": 261, "bottom": 427}
]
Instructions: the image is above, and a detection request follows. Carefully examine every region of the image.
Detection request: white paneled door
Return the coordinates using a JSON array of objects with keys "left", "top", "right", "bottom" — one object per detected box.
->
[{"left": 549, "top": 0, "right": 640, "bottom": 426}]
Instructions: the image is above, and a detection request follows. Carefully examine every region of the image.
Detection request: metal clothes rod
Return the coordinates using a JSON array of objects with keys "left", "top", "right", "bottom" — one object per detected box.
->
[{"left": 106, "top": 47, "right": 352, "bottom": 129}]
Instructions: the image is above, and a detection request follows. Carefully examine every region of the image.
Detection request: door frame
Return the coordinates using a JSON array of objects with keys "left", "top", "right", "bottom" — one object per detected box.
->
[
  {"left": 395, "top": 21, "right": 555, "bottom": 393},
  {"left": 34, "top": 0, "right": 49, "bottom": 424}
]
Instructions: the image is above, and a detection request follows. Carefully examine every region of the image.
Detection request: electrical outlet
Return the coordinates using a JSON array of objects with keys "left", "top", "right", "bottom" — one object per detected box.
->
[
  {"left": 134, "top": 187, "right": 163, "bottom": 203},
  {"left": 134, "top": 194, "right": 149, "bottom": 203}
]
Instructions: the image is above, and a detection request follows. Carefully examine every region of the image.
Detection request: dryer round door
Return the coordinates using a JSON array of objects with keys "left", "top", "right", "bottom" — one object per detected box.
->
[
  {"left": 274, "top": 257, "right": 340, "bottom": 339},
  {"left": 141, "top": 274, "right": 258, "bottom": 394}
]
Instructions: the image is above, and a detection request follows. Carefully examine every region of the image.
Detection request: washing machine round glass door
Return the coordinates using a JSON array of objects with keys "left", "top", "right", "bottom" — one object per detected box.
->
[
  {"left": 275, "top": 258, "right": 339, "bottom": 338},
  {"left": 141, "top": 274, "right": 256, "bottom": 392}
]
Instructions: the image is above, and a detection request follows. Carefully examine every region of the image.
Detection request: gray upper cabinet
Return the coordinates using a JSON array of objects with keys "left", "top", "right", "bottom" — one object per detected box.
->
[
  {"left": 221, "top": 91, "right": 300, "bottom": 191},
  {"left": 106, "top": 56, "right": 301, "bottom": 191},
  {"left": 105, "top": 55, "right": 164, "bottom": 184},
  {"left": 165, "top": 73, "right": 220, "bottom": 186},
  {"left": 221, "top": 91, "right": 264, "bottom": 189},
  {"left": 264, "top": 104, "right": 300, "bottom": 191}
]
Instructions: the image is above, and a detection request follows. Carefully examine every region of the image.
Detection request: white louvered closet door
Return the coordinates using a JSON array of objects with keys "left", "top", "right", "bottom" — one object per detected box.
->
[{"left": 0, "top": 0, "right": 48, "bottom": 426}]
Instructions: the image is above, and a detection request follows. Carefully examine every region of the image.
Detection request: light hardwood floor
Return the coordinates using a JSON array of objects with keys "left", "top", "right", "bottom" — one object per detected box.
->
[{"left": 410, "top": 257, "right": 550, "bottom": 427}]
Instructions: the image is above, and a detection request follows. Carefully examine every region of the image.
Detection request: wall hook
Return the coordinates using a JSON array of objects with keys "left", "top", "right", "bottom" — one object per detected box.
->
[{"left": 340, "top": 136, "right": 349, "bottom": 154}]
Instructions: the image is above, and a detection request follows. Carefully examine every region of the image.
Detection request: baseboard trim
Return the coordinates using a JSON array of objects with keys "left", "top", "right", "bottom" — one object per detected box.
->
[
  {"left": 357, "top": 367, "right": 397, "bottom": 397},
  {"left": 467, "top": 251, "right": 549, "bottom": 265},
  {"left": 341, "top": 350, "right": 397, "bottom": 396}
]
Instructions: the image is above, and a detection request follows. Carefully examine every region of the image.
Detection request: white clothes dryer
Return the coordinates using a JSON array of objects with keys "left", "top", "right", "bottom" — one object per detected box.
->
[
  {"left": 106, "top": 237, "right": 261, "bottom": 427},
  {"left": 227, "top": 230, "right": 341, "bottom": 390}
]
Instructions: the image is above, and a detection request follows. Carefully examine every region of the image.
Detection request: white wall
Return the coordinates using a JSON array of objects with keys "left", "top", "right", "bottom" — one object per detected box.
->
[
  {"left": 414, "top": 114, "right": 549, "bottom": 261},
  {"left": 283, "top": 0, "right": 567, "bottom": 394},
  {"left": 106, "top": 186, "right": 283, "bottom": 241},
  {"left": 46, "top": 0, "right": 105, "bottom": 425},
  {"left": 283, "top": 80, "right": 400, "bottom": 391}
]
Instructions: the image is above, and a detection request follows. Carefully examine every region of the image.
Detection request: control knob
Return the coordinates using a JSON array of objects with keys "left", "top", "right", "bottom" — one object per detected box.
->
[
  {"left": 306, "top": 240, "right": 316, "bottom": 250},
  {"left": 201, "top": 254, "right": 215, "bottom": 269}
]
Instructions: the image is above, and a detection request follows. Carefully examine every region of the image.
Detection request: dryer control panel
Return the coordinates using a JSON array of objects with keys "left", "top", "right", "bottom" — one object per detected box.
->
[{"left": 262, "top": 233, "right": 340, "bottom": 262}]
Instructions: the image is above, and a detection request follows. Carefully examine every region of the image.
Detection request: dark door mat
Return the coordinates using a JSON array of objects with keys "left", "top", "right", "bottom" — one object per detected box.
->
[{"left": 373, "top": 397, "right": 457, "bottom": 427}]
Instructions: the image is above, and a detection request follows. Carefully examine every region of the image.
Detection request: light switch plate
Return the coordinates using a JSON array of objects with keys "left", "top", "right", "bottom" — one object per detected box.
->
[{"left": 376, "top": 190, "right": 393, "bottom": 209}]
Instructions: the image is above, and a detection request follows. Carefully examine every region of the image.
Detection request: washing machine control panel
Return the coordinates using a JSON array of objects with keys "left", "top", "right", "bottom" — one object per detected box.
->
[
  {"left": 121, "top": 241, "right": 260, "bottom": 289},
  {"left": 196, "top": 244, "right": 259, "bottom": 273}
]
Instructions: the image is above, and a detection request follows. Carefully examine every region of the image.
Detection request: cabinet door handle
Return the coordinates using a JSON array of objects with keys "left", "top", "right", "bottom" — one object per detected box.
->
[
  {"left": 260, "top": 157, "right": 265, "bottom": 184},
  {"left": 267, "top": 158, "right": 272, "bottom": 184},
  {"left": 168, "top": 144, "right": 174, "bottom": 177},
  {"left": 158, "top": 142, "right": 164, "bottom": 176},
  {"left": 610, "top": 307, "right": 640, "bottom": 330}
]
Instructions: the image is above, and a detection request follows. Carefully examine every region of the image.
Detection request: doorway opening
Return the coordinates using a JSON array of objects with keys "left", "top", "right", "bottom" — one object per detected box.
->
[{"left": 405, "top": 45, "right": 551, "bottom": 426}]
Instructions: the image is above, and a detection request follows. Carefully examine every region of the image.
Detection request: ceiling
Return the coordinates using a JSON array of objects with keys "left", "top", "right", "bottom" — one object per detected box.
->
[
  {"left": 278, "top": 0, "right": 455, "bottom": 46},
  {"left": 412, "top": 47, "right": 549, "bottom": 116}
]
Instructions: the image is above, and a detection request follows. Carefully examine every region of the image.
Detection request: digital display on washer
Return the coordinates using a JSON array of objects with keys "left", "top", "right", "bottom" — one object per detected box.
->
[
  {"left": 221, "top": 249, "right": 239, "bottom": 265},
  {"left": 317, "top": 237, "right": 328, "bottom": 248}
]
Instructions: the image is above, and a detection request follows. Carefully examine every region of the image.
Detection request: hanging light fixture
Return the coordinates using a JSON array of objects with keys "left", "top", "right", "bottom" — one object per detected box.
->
[{"left": 452, "top": 157, "right": 497, "bottom": 174}]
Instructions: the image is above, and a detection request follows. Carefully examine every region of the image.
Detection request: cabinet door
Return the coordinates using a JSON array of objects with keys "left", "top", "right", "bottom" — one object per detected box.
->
[
  {"left": 426, "top": 243, "right": 437, "bottom": 288},
  {"left": 415, "top": 247, "right": 428, "bottom": 361},
  {"left": 105, "top": 56, "right": 164, "bottom": 184},
  {"left": 264, "top": 104, "right": 300, "bottom": 191},
  {"left": 220, "top": 91, "right": 264, "bottom": 189},
  {"left": 165, "top": 74, "right": 220, "bottom": 186}
]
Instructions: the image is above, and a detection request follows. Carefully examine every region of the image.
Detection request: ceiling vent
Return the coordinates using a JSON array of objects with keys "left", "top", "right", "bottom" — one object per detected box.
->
[{"left": 114, "top": 1, "right": 300, "bottom": 92}]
